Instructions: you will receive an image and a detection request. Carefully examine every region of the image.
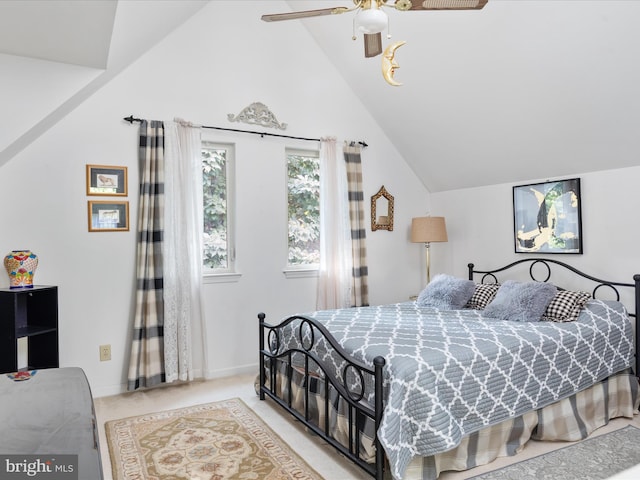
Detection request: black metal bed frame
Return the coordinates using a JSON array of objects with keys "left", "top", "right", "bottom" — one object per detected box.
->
[
  {"left": 258, "top": 258, "right": 640, "bottom": 480},
  {"left": 258, "top": 313, "right": 386, "bottom": 479},
  {"left": 467, "top": 258, "right": 640, "bottom": 376}
]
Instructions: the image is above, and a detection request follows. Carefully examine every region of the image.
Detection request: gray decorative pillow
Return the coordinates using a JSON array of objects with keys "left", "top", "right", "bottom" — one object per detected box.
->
[
  {"left": 483, "top": 280, "right": 557, "bottom": 322},
  {"left": 542, "top": 290, "right": 591, "bottom": 322},
  {"left": 417, "top": 274, "right": 476, "bottom": 310},
  {"left": 465, "top": 283, "right": 501, "bottom": 310}
]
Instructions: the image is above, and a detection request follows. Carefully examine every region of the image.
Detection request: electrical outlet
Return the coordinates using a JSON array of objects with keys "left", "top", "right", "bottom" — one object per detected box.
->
[{"left": 99, "top": 344, "right": 111, "bottom": 362}]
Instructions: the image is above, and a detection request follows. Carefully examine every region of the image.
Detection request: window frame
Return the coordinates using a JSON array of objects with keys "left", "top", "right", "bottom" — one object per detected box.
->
[
  {"left": 201, "top": 140, "right": 238, "bottom": 282},
  {"left": 284, "top": 147, "right": 320, "bottom": 277}
]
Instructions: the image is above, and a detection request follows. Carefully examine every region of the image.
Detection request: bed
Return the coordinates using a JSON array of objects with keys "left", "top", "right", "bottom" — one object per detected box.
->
[{"left": 257, "top": 258, "right": 640, "bottom": 480}]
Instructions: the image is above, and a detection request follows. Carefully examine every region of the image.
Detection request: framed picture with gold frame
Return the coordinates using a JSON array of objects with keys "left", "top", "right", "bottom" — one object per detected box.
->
[
  {"left": 88, "top": 201, "right": 129, "bottom": 232},
  {"left": 86, "top": 164, "right": 128, "bottom": 196}
]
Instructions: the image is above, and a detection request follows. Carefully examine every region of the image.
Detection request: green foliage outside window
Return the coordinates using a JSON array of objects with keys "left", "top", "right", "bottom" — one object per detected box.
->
[
  {"left": 202, "top": 147, "right": 228, "bottom": 270},
  {"left": 287, "top": 153, "right": 320, "bottom": 265}
]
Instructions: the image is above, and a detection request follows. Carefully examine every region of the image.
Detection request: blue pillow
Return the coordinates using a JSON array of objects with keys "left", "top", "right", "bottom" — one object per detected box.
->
[
  {"left": 483, "top": 280, "right": 557, "bottom": 322},
  {"left": 417, "top": 274, "right": 476, "bottom": 310}
]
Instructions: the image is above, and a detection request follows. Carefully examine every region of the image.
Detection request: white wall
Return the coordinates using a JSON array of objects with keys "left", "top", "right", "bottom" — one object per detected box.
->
[
  {"left": 0, "top": 1, "right": 429, "bottom": 396},
  {"left": 430, "top": 166, "right": 640, "bottom": 308}
]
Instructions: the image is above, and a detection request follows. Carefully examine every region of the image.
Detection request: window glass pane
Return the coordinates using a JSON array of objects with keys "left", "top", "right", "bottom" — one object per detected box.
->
[
  {"left": 202, "top": 145, "right": 228, "bottom": 270},
  {"left": 287, "top": 151, "right": 320, "bottom": 266}
]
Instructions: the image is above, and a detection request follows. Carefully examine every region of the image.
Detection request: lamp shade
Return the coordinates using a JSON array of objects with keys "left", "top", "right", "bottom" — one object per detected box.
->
[{"left": 411, "top": 217, "right": 448, "bottom": 243}]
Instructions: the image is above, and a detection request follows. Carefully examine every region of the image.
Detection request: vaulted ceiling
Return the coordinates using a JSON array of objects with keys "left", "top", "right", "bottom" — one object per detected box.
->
[
  {"left": 0, "top": 0, "right": 208, "bottom": 167},
  {"left": 2, "top": 1, "right": 639, "bottom": 192},
  {"left": 280, "top": 0, "right": 640, "bottom": 192}
]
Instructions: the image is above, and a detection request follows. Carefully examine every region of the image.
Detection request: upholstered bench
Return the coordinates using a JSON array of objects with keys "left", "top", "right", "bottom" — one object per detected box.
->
[{"left": 0, "top": 367, "right": 103, "bottom": 479}]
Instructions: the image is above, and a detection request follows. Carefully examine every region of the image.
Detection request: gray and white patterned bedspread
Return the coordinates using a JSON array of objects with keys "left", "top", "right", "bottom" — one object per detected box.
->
[{"left": 279, "top": 299, "right": 634, "bottom": 480}]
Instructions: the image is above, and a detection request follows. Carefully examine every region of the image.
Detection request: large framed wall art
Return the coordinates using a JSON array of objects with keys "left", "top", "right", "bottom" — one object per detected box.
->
[{"left": 513, "top": 178, "right": 583, "bottom": 254}]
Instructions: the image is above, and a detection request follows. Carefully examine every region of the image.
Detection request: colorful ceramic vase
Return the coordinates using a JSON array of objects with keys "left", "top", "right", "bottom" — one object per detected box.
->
[{"left": 3, "top": 250, "right": 38, "bottom": 289}]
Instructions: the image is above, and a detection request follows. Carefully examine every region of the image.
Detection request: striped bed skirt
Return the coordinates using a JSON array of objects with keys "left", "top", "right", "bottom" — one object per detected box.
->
[{"left": 259, "top": 362, "right": 639, "bottom": 480}]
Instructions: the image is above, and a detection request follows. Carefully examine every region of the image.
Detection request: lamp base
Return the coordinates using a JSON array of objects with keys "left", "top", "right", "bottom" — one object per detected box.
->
[{"left": 425, "top": 242, "right": 431, "bottom": 284}]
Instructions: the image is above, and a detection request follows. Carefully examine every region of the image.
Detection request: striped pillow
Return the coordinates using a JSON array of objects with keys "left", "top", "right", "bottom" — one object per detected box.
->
[{"left": 542, "top": 290, "right": 591, "bottom": 322}]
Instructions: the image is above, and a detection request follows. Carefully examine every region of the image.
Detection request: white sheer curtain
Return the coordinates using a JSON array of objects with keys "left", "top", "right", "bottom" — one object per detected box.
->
[
  {"left": 316, "top": 137, "right": 353, "bottom": 310},
  {"left": 163, "top": 119, "right": 208, "bottom": 382}
]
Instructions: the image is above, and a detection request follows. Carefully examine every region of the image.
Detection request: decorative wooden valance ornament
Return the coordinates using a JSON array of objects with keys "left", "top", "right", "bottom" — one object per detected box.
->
[{"left": 227, "top": 102, "right": 287, "bottom": 130}]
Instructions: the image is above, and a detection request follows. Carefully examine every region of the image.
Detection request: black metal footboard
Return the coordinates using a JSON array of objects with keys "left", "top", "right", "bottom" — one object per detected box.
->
[{"left": 258, "top": 312, "right": 386, "bottom": 480}]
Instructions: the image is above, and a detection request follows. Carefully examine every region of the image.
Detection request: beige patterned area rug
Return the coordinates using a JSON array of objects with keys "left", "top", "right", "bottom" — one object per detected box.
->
[
  {"left": 105, "top": 398, "right": 323, "bottom": 480},
  {"left": 469, "top": 425, "right": 640, "bottom": 480}
]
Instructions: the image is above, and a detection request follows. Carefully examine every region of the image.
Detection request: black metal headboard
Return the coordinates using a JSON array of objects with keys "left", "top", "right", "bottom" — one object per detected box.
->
[{"left": 468, "top": 258, "right": 640, "bottom": 376}]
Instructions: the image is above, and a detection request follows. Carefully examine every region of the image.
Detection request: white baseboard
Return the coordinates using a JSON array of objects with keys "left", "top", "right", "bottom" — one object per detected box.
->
[
  {"left": 91, "top": 363, "right": 259, "bottom": 398},
  {"left": 92, "top": 383, "right": 129, "bottom": 398},
  {"left": 205, "top": 363, "right": 258, "bottom": 379}
]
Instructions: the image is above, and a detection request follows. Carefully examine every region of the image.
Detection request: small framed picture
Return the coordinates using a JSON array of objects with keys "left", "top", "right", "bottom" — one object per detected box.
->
[
  {"left": 513, "top": 178, "right": 582, "bottom": 254},
  {"left": 88, "top": 201, "right": 129, "bottom": 232},
  {"left": 86, "top": 164, "right": 128, "bottom": 196}
]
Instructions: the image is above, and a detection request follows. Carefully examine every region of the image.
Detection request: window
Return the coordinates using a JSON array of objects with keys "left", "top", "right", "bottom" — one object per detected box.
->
[
  {"left": 202, "top": 142, "right": 235, "bottom": 274},
  {"left": 287, "top": 148, "right": 320, "bottom": 268}
]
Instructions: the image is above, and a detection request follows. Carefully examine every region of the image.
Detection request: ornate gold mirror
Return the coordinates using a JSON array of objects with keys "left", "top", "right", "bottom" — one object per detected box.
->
[{"left": 371, "top": 185, "right": 394, "bottom": 231}]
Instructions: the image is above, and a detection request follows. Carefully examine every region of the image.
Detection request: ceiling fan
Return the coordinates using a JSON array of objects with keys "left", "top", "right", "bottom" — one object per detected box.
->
[{"left": 261, "top": 0, "right": 488, "bottom": 58}]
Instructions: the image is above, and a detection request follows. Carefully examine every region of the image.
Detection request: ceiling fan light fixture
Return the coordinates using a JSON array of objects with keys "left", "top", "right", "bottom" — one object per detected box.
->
[{"left": 355, "top": 6, "right": 388, "bottom": 34}]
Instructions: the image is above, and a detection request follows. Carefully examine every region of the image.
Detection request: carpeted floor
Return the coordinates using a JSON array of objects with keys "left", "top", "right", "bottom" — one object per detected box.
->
[
  {"left": 105, "top": 397, "right": 322, "bottom": 480},
  {"left": 95, "top": 374, "right": 640, "bottom": 480},
  {"left": 468, "top": 425, "right": 640, "bottom": 480}
]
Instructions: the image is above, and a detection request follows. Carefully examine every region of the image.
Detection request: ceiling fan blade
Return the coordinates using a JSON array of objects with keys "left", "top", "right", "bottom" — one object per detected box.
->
[
  {"left": 261, "top": 7, "right": 349, "bottom": 22},
  {"left": 364, "top": 33, "right": 383, "bottom": 58},
  {"left": 396, "top": 0, "right": 488, "bottom": 11}
]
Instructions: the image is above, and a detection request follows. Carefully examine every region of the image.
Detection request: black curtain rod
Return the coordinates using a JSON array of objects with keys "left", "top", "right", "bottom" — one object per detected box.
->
[{"left": 123, "top": 115, "right": 368, "bottom": 148}]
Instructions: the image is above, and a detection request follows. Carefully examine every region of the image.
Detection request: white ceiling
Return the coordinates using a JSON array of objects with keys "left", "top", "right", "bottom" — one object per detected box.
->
[
  {"left": 0, "top": 0, "right": 208, "bottom": 167},
  {"left": 0, "top": 0, "right": 117, "bottom": 68},
  {"left": 1, "top": 0, "right": 639, "bottom": 192},
  {"left": 280, "top": 0, "right": 640, "bottom": 191}
]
